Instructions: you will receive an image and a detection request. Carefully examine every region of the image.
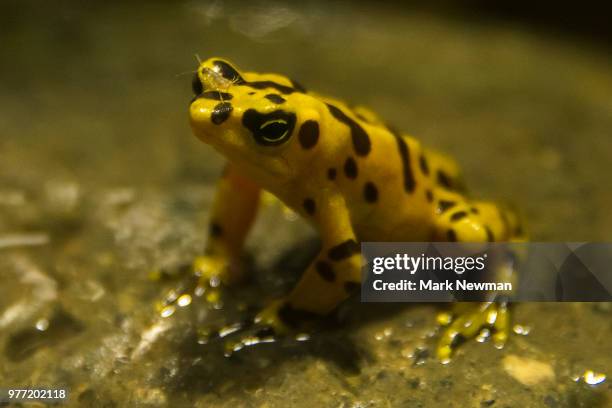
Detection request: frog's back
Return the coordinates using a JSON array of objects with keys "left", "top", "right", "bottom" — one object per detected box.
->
[{"left": 312, "top": 95, "right": 464, "bottom": 242}]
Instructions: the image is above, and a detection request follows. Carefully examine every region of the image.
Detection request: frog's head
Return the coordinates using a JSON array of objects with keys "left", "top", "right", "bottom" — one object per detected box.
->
[{"left": 189, "top": 58, "right": 324, "bottom": 187}]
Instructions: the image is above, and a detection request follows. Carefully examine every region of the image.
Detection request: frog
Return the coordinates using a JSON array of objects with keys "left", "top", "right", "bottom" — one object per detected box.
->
[{"left": 181, "top": 57, "right": 526, "bottom": 361}]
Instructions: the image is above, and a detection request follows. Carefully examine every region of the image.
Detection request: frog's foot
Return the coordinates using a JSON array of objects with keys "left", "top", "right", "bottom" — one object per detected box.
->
[
  {"left": 156, "top": 255, "right": 239, "bottom": 314},
  {"left": 201, "top": 298, "right": 319, "bottom": 356},
  {"left": 436, "top": 301, "right": 509, "bottom": 363}
]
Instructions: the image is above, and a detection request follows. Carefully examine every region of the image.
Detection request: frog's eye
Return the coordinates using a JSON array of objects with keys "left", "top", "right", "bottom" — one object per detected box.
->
[
  {"left": 192, "top": 72, "right": 203, "bottom": 95},
  {"left": 258, "top": 119, "right": 290, "bottom": 144},
  {"left": 242, "top": 109, "right": 296, "bottom": 147},
  {"left": 212, "top": 60, "right": 245, "bottom": 84}
]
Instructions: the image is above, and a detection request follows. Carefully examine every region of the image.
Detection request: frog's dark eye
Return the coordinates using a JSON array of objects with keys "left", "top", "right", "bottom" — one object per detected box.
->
[
  {"left": 259, "top": 120, "right": 290, "bottom": 144},
  {"left": 242, "top": 109, "right": 296, "bottom": 146},
  {"left": 213, "top": 60, "right": 245, "bottom": 84},
  {"left": 192, "top": 72, "right": 203, "bottom": 95}
]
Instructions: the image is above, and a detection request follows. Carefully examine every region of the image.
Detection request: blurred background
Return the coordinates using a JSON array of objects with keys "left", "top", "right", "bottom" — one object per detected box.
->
[{"left": 1, "top": 1, "right": 610, "bottom": 407}]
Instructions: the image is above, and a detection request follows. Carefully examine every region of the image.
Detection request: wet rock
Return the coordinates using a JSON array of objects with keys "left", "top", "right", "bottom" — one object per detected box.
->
[
  {"left": 502, "top": 355, "right": 555, "bottom": 386},
  {"left": 5, "top": 307, "right": 83, "bottom": 362},
  {"left": 0, "top": 255, "right": 57, "bottom": 331}
]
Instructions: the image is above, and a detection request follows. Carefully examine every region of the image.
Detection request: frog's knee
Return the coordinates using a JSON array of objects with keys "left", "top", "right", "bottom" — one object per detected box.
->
[{"left": 434, "top": 208, "right": 493, "bottom": 242}]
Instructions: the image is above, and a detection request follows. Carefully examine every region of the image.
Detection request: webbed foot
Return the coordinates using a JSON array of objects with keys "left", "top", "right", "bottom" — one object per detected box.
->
[{"left": 436, "top": 301, "right": 509, "bottom": 363}]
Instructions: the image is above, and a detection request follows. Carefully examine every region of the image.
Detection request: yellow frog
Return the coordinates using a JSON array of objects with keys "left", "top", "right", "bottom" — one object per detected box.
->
[{"left": 183, "top": 57, "right": 526, "bottom": 361}]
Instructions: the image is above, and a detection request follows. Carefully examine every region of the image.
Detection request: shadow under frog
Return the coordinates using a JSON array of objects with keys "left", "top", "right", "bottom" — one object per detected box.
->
[{"left": 158, "top": 237, "right": 421, "bottom": 399}]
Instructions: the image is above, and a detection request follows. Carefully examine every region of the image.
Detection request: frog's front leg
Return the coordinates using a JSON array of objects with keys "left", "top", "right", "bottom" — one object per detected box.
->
[
  {"left": 225, "top": 193, "right": 361, "bottom": 351},
  {"left": 162, "top": 163, "right": 261, "bottom": 308},
  {"left": 433, "top": 199, "right": 519, "bottom": 362},
  {"left": 196, "top": 163, "right": 261, "bottom": 285}
]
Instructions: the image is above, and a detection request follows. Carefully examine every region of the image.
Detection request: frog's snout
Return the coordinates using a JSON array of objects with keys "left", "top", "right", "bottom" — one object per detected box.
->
[{"left": 191, "top": 97, "right": 233, "bottom": 125}]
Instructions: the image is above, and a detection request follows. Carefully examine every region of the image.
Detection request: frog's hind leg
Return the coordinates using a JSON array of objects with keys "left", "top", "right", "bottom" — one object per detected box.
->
[
  {"left": 432, "top": 195, "right": 526, "bottom": 362},
  {"left": 432, "top": 198, "right": 518, "bottom": 243}
]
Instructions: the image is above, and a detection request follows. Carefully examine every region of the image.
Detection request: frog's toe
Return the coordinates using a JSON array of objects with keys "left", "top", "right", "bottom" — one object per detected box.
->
[
  {"left": 204, "top": 299, "right": 318, "bottom": 356},
  {"left": 220, "top": 321, "right": 280, "bottom": 357},
  {"left": 436, "top": 301, "right": 509, "bottom": 363},
  {"left": 192, "top": 254, "right": 243, "bottom": 286},
  {"left": 156, "top": 255, "right": 234, "bottom": 314},
  {"left": 156, "top": 280, "right": 225, "bottom": 318}
]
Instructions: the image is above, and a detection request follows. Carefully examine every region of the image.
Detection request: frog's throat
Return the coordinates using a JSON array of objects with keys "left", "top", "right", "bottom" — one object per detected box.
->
[{"left": 193, "top": 126, "right": 291, "bottom": 182}]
